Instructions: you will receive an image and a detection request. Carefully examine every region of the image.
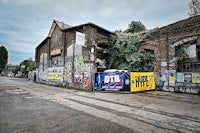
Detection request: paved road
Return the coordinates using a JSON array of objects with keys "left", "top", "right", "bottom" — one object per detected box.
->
[{"left": 0, "top": 77, "right": 200, "bottom": 133}]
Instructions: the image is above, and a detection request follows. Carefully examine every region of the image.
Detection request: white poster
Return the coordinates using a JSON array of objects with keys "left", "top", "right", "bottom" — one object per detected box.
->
[{"left": 76, "top": 31, "right": 86, "bottom": 46}]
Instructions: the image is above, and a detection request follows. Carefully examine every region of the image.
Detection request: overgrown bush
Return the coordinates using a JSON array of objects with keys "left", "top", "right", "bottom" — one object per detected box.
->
[{"left": 108, "top": 31, "right": 155, "bottom": 72}]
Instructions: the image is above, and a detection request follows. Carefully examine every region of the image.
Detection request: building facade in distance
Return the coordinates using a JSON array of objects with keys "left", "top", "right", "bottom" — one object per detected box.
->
[{"left": 35, "top": 20, "right": 113, "bottom": 90}]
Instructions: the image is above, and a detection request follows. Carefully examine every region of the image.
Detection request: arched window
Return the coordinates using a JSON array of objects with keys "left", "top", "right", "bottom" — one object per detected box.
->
[{"left": 176, "top": 41, "right": 199, "bottom": 72}]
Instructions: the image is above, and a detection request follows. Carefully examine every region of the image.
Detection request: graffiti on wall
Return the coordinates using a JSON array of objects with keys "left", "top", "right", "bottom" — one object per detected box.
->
[
  {"left": 63, "top": 55, "right": 92, "bottom": 89},
  {"left": 63, "top": 62, "right": 72, "bottom": 83},
  {"left": 74, "top": 56, "right": 84, "bottom": 83},
  {"left": 74, "top": 56, "right": 84, "bottom": 72},
  {"left": 83, "top": 63, "right": 92, "bottom": 89},
  {"left": 38, "top": 70, "right": 48, "bottom": 83}
]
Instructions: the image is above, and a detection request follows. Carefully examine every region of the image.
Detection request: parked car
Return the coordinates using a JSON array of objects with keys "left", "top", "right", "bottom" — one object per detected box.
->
[
  {"left": 0, "top": 72, "right": 6, "bottom": 76},
  {"left": 7, "top": 73, "right": 14, "bottom": 77}
]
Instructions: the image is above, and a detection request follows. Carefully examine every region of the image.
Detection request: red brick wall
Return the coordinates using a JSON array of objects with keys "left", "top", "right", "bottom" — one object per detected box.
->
[{"left": 142, "top": 15, "right": 200, "bottom": 74}]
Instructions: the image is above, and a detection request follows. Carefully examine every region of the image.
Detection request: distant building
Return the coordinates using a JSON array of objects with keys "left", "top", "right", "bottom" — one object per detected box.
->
[
  {"left": 5, "top": 64, "right": 18, "bottom": 74},
  {"left": 35, "top": 20, "right": 113, "bottom": 89}
]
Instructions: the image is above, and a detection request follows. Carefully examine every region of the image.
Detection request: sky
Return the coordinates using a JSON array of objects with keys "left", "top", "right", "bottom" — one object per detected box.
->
[{"left": 0, "top": 0, "right": 189, "bottom": 65}]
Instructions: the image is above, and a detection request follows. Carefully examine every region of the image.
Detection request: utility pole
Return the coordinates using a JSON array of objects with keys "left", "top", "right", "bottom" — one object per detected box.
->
[
  {"left": 63, "top": 31, "right": 66, "bottom": 67},
  {"left": 72, "top": 40, "right": 75, "bottom": 84}
]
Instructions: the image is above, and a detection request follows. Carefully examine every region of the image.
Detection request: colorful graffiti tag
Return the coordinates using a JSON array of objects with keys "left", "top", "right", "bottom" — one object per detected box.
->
[
  {"left": 63, "top": 62, "right": 72, "bottom": 83},
  {"left": 74, "top": 56, "right": 84, "bottom": 73},
  {"left": 83, "top": 63, "right": 92, "bottom": 89},
  {"left": 63, "top": 55, "right": 92, "bottom": 89},
  {"left": 74, "top": 56, "right": 84, "bottom": 83}
]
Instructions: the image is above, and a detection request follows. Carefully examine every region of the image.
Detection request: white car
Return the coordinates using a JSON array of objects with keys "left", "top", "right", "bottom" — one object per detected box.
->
[{"left": 7, "top": 73, "right": 14, "bottom": 77}]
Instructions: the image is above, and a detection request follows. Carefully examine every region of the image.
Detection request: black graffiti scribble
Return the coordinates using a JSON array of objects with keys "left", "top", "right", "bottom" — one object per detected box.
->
[{"left": 135, "top": 76, "right": 149, "bottom": 87}]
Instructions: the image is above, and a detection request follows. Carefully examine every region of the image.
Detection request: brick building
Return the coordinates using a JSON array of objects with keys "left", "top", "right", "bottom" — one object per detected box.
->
[
  {"left": 140, "top": 15, "right": 200, "bottom": 93},
  {"left": 35, "top": 20, "right": 113, "bottom": 89}
]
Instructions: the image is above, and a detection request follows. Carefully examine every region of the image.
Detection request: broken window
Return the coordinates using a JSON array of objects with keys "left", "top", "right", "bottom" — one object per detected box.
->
[
  {"left": 51, "top": 55, "right": 63, "bottom": 67},
  {"left": 176, "top": 41, "right": 200, "bottom": 72}
]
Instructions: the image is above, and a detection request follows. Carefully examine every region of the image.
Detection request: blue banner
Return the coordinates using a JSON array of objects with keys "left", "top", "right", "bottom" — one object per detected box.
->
[{"left": 94, "top": 72, "right": 129, "bottom": 90}]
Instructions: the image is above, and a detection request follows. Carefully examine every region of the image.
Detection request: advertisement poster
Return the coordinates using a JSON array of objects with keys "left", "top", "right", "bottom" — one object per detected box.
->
[
  {"left": 94, "top": 72, "right": 128, "bottom": 90},
  {"left": 76, "top": 31, "right": 86, "bottom": 47},
  {"left": 161, "top": 69, "right": 168, "bottom": 82},
  {"left": 169, "top": 70, "right": 176, "bottom": 84},
  {"left": 192, "top": 72, "right": 200, "bottom": 83},
  {"left": 184, "top": 73, "right": 192, "bottom": 83},
  {"left": 130, "top": 72, "right": 155, "bottom": 92},
  {"left": 47, "top": 67, "right": 63, "bottom": 81},
  {"left": 176, "top": 72, "right": 184, "bottom": 82}
]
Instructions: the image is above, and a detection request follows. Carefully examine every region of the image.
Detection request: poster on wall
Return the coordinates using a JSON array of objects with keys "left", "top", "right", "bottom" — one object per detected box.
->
[
  {"left": 161, "top": 62, "right": 167, "bottom": 67},
  {"left": 130, "top": 72, "right": 155, "bottom": 92},
  {"left": 192, "top": 72, "right": 200, "bottom": 83},
  {"left": 176, "top": 72, "right": 184, "bottom": 82},
  {"left": 76, "top": 31, "right": 86, "bottom": 47},
  {"left": 94, "top": 72, "right": 128, "bottom": 90},
  {"left": 74, "top": 56, "right": 84, "bottom": 83},
  {"left": 169, "top": 70, "right": 176, "bottom": 84},
  {"left": 184, "top": 73, "right": 192, "bottom": 83},
  {"left": 47, "top": 67, "right": 63, "bottom": 81},
  {"left": 161, "top": 69, "right": 168, "bottom": 82}
]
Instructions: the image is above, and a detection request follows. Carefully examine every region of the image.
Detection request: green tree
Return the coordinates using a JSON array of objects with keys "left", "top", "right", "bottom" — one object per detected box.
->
[
  {"left": 0, "top": 46, "right": 8, "bottom": 71},
  {"left": 176, "top": 45, "right": 189, "bottom": 71},
  {"left": 108, "top": 31, "right": 155, "bottom": 72},
  {"left": 20, "top": 59, "right": 35, "bottom": 73},
  {"left": 13, "top": 65, "right": 20, "bottom": 75},
  {"left": 125, "top": 21, "right": 146, "bottom": 33}
]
